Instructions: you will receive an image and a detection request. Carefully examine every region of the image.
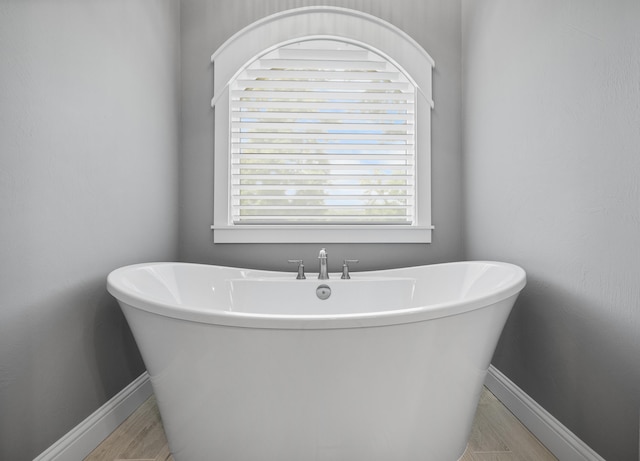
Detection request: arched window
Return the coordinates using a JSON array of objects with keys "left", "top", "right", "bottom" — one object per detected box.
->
[{"left": 211, "top": 7, "right": 434, "bottom": 243}]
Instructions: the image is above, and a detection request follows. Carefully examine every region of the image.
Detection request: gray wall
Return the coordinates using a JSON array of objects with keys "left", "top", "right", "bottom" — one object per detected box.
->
[
  {"left": 462, "top": 1, "right": 640, "bottom": 459},
  {"left": 0, "top": 1, "right": 180, "bottom": 459},
  {"left": 10, "top": 1, "right": 638, "bottom": 459},
  {"left": 179, "top": 0, "right": 464, "bottom": 270}
]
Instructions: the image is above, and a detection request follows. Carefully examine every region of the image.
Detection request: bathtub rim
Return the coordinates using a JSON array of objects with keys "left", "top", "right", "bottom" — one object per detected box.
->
[{"left": 107, "top": 261, "right": 526, "bottom": 330}]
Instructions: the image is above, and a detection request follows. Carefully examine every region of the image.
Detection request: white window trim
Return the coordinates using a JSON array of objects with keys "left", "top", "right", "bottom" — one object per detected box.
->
[{"left": 211, "top": 6, "right": 434, "bottom": 244}]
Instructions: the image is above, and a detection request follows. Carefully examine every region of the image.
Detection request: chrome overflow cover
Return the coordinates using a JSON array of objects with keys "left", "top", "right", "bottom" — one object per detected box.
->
[{"left": 316, "top": 284, "right": 331, "bottom": 300}]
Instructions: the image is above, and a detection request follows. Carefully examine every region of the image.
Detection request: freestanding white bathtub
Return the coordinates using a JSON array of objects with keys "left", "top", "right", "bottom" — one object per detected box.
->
[{"left": 107, "top": 261, "right": 526, "bottom": 461}]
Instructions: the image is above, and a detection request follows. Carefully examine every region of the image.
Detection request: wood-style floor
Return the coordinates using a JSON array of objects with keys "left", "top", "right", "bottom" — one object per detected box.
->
[{"left": 84, "top": 387, "right": 557, "bottom": 461}]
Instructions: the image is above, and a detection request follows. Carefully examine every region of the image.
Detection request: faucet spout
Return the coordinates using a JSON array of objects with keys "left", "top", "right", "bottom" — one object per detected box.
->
[{"left": 318, "top": 248, "right": 329, "bottom": 280}]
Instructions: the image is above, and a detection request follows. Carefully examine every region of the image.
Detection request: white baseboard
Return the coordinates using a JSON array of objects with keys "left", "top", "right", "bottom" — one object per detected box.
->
[
  {"left": 485, "top": 365, "right": 606, "bottom": 461},
  {"left": 33, "top": 372, "right": 152, "bottom": 461}
]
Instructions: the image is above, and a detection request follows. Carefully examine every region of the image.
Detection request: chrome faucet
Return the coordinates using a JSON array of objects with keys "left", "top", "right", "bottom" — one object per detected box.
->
[
  {"left": 287, "top": 259, "right": 306, "bottom": 279},
  {"left": 341, "top": 259, "right": 359, "bottom": 279},
  {"left": 318, "top": 248, "right": 329, "bottom": 279}
]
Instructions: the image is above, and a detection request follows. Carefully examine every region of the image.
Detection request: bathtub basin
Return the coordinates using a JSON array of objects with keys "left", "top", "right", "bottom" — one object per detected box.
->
[{"left": 108, "top": 260, "right": 526, "bottom": 461}]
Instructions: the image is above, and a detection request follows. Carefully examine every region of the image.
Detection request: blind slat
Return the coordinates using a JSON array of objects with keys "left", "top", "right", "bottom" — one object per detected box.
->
[
  {"left": 232, "top": 143, "right": 413, "bottom": 152},
  {"left": 235, "top": 164, "right": 412, "bottom": 172},
  {"left": 233, "top": 132, "right": 413, "bottom": 142},
  {"left": 232, "top": 90, "right": 413, "bottom": 102},
  {"left": 236, "top": 205, "right": 412, "bottom": 210},
  {"left": 235, "top": 163, "right": 412, "bottom": 169},
  {"left": 234, "top": 111, "right": 413, "bottom": 122},
  {"left": 243, "top": 70, "right": 402, "bottom": 81},
  {"left": 234, "top": 153, "right": 413, "bottom": 160},
  {"left": 236, "top": 79, "right": 410, "bottom": 92},
  {"left": 233, "top": 184, "right": 413, "bottom": 191},
  {"left": 258, "top": 59, "right": 388, "bottom": 71},
  {"left": 232, "top": 100, "right": 414, "bottom": 112},
  {"left": 235, "top": 173, "right": 412, "bottom": 180},
  {"left": 233, "top": 122, "right": 413, "bottom": 133},
  {"left": 234, "top": 194, "right": 410, "bottom": 199}
]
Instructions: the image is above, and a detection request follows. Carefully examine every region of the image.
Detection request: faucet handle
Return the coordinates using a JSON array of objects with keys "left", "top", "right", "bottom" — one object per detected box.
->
[
  {"left": 341, "top": 259, "right": 359, "bottom": 279},
  {"left": 287, "top": 260, "right": 306, "bottom": 279}
]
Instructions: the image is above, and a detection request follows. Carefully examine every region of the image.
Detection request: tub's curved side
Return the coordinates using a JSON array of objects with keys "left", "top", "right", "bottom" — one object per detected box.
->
[{"left": 115, "top": 289, "right": 520, "bottom": 461}]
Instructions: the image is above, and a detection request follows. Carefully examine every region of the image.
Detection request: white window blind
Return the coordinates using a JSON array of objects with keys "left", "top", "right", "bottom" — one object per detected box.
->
[{"left": 230, "top": 39, "right": 416, "bottom": 225}]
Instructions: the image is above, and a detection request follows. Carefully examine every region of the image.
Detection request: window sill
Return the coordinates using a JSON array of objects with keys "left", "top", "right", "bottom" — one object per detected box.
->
[{"left": 211, "top": 225, "right": 433, "bottom": 244}]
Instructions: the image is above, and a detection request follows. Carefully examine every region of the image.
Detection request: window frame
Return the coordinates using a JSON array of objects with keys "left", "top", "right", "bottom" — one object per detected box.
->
[{"left": 211, "top": 7, "right": 434, "bottom": 244}]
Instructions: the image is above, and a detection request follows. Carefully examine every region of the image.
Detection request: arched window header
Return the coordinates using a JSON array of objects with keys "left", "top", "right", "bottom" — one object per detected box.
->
[{"left": 211, "top": 7, "right": 434, "bottom": 109}]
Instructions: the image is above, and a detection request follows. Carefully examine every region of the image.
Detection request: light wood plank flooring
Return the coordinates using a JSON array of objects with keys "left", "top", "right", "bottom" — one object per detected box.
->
[{"left": 85, "top": 387, "right": 557, "bottom": 461}]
